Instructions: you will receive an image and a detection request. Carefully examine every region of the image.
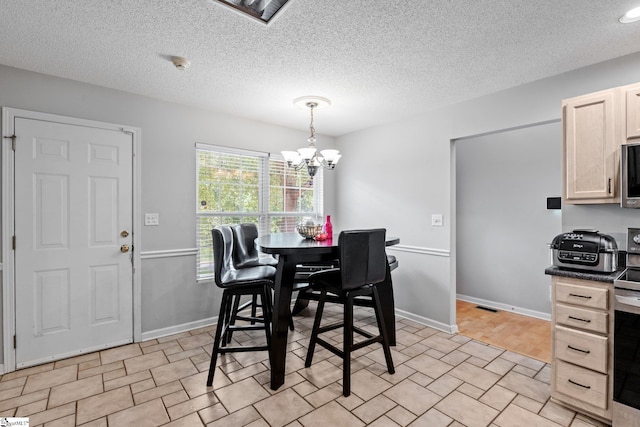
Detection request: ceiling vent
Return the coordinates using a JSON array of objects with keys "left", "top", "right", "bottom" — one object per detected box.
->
[{"left": 211, "top": 0, "right": 292, "bottom": 25}]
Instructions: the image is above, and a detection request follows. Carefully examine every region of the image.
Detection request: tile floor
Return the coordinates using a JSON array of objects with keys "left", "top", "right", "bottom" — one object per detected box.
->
[{"left": 0, "top": 303, "right": 609, "bottom": 426}]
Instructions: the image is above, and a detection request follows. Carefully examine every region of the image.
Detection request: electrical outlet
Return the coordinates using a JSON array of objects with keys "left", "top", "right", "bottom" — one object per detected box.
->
[
  {"left": 431, "top": 214, "right": 443, "bottom": 227},
  {"left": 145, "top": 213, "right": 159, "bottom": 226}
]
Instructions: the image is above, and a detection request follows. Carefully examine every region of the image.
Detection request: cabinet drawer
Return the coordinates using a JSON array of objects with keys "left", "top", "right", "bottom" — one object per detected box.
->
[
  {"left": 555, "top": 282, "right": 608, "bottom": 310},
  {"left": 555, "top": 360, "right": 608, "bottom": 410},
  {"left": 555, "top": 304, "right": 608, "bottom": 334},
  {"left": 555, "top": 325, "right": 607, "bottom": 373}
]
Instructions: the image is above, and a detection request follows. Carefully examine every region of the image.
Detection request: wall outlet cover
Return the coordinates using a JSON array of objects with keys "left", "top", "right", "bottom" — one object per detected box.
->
[
  {"left": 432, "top": 214, "right": 443, "bottom": 226},
  {"left": 145, "top": 213, "right": 159, "bottom": 226}
]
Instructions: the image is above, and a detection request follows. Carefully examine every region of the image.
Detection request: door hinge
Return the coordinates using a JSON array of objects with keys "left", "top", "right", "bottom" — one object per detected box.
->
[
  {"left": 12, "top": 235, "right": 16, "bottom": 250},
  {"left": 3, "top": 134, "right": 16, "bottom": 150},
  {"left": 13, "top": 335, "right": 16, "bottom": 349}
]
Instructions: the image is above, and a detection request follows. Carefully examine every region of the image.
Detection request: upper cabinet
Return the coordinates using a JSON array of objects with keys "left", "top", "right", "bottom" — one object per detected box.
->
[
  {"left": 625, "top": 84, "right": 640, "bottom": 139},
  {"left": 562, "top": 88, "right": 623, "bottom": 204}
]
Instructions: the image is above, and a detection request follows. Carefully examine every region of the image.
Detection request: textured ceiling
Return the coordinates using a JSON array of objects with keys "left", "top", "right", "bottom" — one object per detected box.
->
[{"left": 1, "top": 0, "right": 640, "bottom": 136}]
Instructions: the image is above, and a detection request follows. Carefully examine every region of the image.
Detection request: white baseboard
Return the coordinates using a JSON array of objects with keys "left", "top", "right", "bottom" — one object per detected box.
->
[
  {"left": 456, "top": 294, "right": 551, "bottom": 321},
  {"left": 141, "top": 316, "right": 218, "bottom": 342},
  {"left": 395, "top": 308, "right": 458, "bottom": 334}
]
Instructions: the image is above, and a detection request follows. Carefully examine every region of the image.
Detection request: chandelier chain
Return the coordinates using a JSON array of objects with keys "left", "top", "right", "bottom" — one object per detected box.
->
[{"left": 308, "top": 103, "right": 316, "bottom": 142}]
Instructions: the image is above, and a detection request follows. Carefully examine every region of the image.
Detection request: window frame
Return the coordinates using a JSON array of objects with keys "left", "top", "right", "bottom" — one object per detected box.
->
[{"left": 195, "top": 143, "right": 323, "bottom": 281}]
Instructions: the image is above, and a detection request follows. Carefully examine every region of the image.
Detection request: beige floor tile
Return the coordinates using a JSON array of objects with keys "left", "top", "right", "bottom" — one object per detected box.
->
[
  {"left": 54, "top": 352, "right": 100, "bottom": 369},
  {"left": 500, "top": 351, "right": 545, "bottom": 371},
  {"left": 385, "top": 405, "right": 416, "bottom": 426},
  {"left": 133, "top": 381, "right": 183, "bottom": 405},
  {"left": 207, "top": 406, "right": 262, "bottom": 427},
  {"left": 367, "top": 415, "right": 402, "bottom": 426},
  {"left": 384, "top": 379, "right": 442, "bottom": 415},
  {"left": 76, "top": 386, "right": 133, "bottom": 424},
  {"left": 493, "top": 403, "right": 564, "bottom": 427},
  {"left": 304, "top": 382, "right": 343, "bottom": 408},
  {"left": 214, "top": 377, "right": 270, "bottom": 413},
  {"left": 434, "top": 390, "right": 499, "bottom": 427},
  {"left": 107, "top": 397, "right": 170, "bottom": 426},
  {"left": 177, "top": 333, "right": 213, "bottom": 350},
  {"left": 151, "top": 358, "right": 198, "bottom": 386},
  {"left": 350, "top": 368, "right": 394, "bottom": 401},
  {"left": 0, "top": 388, "right": 50, "bottom": 412},
  {"left": 409, "top": 408, "right": 454, "bottom": 427},
  {"left": 497, "top": 371, "right": 550, "bottom": 403},
  {"left": 479, "top": 385, "right": 517, "bottom": 411},
  {"left": 27, "top": 401, "right": 75, "bottom": 426},
  {"left": 440, "top": 349, "right": 472, "bottom": 366},
  {"left": 484, "top": 357, "right": 516, "bottom": 376},
  {"left": 45, "top": 413, "right": 77, "bottom": 427},
  {"left": 23, "top": 365, "right": 77, "bottom": 394},
  {"left": 254, "top": 388, "right": 314, "bottom": 427},
  {"left": 48, "top": 375, "right": 104, "bottom": 408},
  {"left": 0, "top": 376, "right": 27, "bottom": 392},
  {"left": 539, "top": 400, "right": 576, "bottom": 426},
  {"left": 77, "top": 361, "right": 124, "bottom": 380},
  {"left": 78, "top": 418, "right": 108, "bottom": 427},
  {"left": 163, "top": 412, "right": 204, "bottom": 426},
  {"left": 448, "top": 361, "right": 501, "bottom": 391},
  {"left": 100, "top": 343, "right": 142, "bottom": 365},
  {"left": 0, "top": 385, "right": 23, "bottom": 401},
  {"left": 298, "top": 359, "right": 344, "bottom": 389},
  {"left": 1, "top": 363, "right": 54, "bottom": 381},
  {"left": 162, "top": 389, "right": 190, "bottom": 408},
  {"left": 426, "top": 374, "right": 463, "bottom": 397},
  {"left": 167, "top": 392, "right": 218, "bottom": 420},
  {"left": 404, "top": 353, "right": 453, "bottom": 379},
  {"left": 298, "top": 401, "right": 365, "bottom": 427},
  {"left": 512, "top": 394, "right": 545, "bottom": 413},
  {"left": 124, "top": 349, "right": 169, "bottom": 374},
  {"left": 181, "top": 370, "right": 231, "bottom": 399},
  {"left": 457, "top": 340, "right": 505, "bottom": 362},
  {"left": 352, "top": 394, "right": 397, "bottom": 424},
  {"left": 15, "top": 397, "right": 47, "bottom": 416},
  {"left": 420, "top": 334, "right": 463, "bottom": 354},
  {"left": 104, "top": 370, "right": 152, "bottom": 392},
  {"left": 198, "top": 402, "right": 229, "bottom": 424}
]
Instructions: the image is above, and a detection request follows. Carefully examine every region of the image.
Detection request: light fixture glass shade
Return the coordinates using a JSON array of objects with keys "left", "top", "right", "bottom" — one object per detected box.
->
[
  {"left": 320, "top": 149, "right": 340, "bottom": 163},
  {"left": 297, "top": 146, "right": 317, "bottom": 160},
  {"left": 281, "top": 151, "right": 301, "bottom": 164}
]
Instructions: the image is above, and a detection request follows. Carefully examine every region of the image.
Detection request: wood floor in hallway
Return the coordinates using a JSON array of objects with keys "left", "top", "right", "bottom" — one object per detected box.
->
[{"left": 456, "top": 299, "right": 552, "bottom": 363}]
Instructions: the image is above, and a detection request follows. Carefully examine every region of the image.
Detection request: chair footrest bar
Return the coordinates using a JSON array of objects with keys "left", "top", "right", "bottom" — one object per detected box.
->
[
  {"left": 218, "top": 345, "right": 269, "bottom": 354},
  {"left": 316, "top": 337, "right": 344, "bottom": 358}
]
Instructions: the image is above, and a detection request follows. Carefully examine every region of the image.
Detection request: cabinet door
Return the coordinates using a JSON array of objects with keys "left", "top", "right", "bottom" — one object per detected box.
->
[
  {"left": 626, "top": 85, "right": 640, "bottom": 139},
  {"left": 563, "top": 89, "right": 620, "bottom": 203}
]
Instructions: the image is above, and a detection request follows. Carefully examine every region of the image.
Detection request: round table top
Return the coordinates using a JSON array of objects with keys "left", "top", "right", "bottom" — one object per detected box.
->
[{"left": 256, "top": 232, "right": 399, "bottom": 255}]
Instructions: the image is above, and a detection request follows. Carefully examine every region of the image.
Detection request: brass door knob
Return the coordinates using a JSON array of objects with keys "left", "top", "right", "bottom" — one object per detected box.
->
[
  {"left": 120, "top": 244, "right": 130, "bottom": 253},
  {"left": 121, "top": 230, "right": 130, "bottom": 237}
]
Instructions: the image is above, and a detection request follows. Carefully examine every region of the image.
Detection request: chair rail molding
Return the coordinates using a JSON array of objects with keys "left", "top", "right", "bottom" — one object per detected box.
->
[
  {"left": 140, "top": 248, "right": 199, "bottom": 260},
  {"left": 388, "top": 244, "right": 450, "bottom": 257}
]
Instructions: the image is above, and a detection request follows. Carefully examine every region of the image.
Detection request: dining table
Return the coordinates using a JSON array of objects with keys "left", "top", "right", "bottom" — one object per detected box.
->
[{"left": 256, "top": 231, "right": 399, "bottom": 390}]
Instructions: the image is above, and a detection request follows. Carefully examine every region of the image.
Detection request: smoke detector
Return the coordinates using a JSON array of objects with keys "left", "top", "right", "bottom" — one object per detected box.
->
[{"left": 171, "top": 56, "right": 191, "bottom": 70}]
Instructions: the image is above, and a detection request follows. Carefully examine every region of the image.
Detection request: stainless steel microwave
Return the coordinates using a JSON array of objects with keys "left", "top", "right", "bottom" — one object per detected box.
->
[{"left": 622, "top": 142, "right": 640, "bottom": 207}]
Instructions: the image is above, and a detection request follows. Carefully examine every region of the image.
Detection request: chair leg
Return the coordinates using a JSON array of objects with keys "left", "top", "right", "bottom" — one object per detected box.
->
[
  {"left": 305, "top": 288, "right": 327, "bottom": 368},
  {"left": 226, "top": 295, "right": 241, "bottom": 343},
  {"left": 250, "top": 293, "right": 258, "bottom": 324},
  {"left": 221, "top": 292, "right": 235, "bottom": 347},
  {"left": 372, "top": 286, "right": 395, "bottom": 374},
  {"left": 343, "top": 292, "right": 354, "bottom": 397},
  {"left": 261, "top": 286, "right": 273, "bottom": 368},
  {"left": 207, "top": 290, "right": 230, "bottom": 386}
]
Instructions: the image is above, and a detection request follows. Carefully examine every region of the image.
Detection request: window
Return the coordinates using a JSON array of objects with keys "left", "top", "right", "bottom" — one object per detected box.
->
[{"left": 196, "top": 143, "right": 323, "bottom": 280}]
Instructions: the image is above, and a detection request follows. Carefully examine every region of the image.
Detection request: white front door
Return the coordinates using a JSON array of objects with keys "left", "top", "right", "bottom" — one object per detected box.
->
[{"left": 14, "top": 117, "right": 134, "bottom": 368}]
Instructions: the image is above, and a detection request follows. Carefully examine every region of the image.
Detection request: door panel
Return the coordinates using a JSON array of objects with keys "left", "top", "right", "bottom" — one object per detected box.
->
[{"left": 14, "top": 117, "right": 133, "bottom": 368}]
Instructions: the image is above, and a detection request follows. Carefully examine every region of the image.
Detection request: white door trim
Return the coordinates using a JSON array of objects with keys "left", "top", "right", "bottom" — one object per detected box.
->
[{"left": 1, "top": 107, "right": 142, "bottom": 373}]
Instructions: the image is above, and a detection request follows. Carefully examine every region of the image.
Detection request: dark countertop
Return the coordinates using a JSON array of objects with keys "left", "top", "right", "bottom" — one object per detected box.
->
[{"left": 545, "top": 266, "right": 624, "bottom": 283}]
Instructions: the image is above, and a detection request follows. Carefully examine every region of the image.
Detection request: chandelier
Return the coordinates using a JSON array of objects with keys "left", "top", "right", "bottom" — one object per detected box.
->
[{"left": 282, "top": 96, "right": 341, "bottom": 178}]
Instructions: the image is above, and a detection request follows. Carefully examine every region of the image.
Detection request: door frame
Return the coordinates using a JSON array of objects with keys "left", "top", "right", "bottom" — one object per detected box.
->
[{"left": 1, "top": 107, "right": 142, "bottom": 373}]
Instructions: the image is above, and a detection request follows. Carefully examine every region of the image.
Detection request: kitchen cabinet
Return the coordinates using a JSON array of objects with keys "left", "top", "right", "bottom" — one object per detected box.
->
[
  {"left": 550, "top": 276, "right": 613, "bottom": 423},
  {"left": 562, "top": 88, "right": 622, "bottom": 204},
  {"left": 625, "top": 83, "right": 640, "bottom": 139}
]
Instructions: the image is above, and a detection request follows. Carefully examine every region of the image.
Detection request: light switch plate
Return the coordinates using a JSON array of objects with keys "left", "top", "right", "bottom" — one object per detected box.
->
[
  {"left": 431, "top": 214, "right": 443, "bottom": 227},
  {"left": 145, "top": 213, "right": 159, "bottom": 226}
]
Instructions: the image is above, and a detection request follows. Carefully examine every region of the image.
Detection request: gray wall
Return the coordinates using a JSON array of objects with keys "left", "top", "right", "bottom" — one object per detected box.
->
[
  {"left": 0, "top": 64, "right": 338, "bottom": 346},
  {"left": 336, "top": 51, "right": 640, "bottom": 331},
  {"left": 456, "top": 123, "right": 562, "bottom": 316}
]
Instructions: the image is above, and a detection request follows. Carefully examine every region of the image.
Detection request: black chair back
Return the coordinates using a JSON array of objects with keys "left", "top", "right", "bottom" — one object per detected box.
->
[
  {"left": 232, "top": 223, "right": 260, "bottom": 268},
  {"left": 212, "top": 225, "right": 234, "bottom": 287},
  {"left": 339, "top": 229, "right": 387, "bottom": 290}
]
